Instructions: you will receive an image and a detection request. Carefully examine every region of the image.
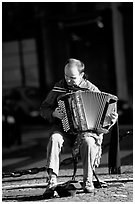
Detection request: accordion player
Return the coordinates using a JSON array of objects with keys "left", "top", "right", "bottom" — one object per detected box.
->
[{"left": 57, "top": 90, "right": 118, "bottom": 134}]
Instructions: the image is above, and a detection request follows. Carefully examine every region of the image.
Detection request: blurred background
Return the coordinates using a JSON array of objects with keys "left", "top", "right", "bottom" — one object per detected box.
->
[{"left": 2, "top": 2, "right": 133, "bottom": 172}]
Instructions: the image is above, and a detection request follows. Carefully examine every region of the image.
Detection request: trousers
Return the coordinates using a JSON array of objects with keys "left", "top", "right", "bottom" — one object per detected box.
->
[{"left": 46, "top": 132, "right": 102, "bottom": 181}]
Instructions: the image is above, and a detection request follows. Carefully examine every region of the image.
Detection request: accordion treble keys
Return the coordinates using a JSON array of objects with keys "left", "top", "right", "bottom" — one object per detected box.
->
[{"left": 58, "top": 100, "right": 70, "bottom": 132}]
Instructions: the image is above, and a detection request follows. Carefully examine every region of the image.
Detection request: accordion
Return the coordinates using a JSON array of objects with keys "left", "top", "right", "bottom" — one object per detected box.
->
[{"left": 58, "top": 90, "right": 118, "bottom": 134}]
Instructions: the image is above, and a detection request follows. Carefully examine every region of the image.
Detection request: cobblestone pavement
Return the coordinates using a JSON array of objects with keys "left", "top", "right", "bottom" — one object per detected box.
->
[{"left": 2, "top": 165, "right": 133, "bottom": 202}]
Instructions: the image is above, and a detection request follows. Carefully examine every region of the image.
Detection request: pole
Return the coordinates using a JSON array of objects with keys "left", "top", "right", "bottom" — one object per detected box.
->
[{"left": 108, "top": 120, "right": 121, "bottom": 174}]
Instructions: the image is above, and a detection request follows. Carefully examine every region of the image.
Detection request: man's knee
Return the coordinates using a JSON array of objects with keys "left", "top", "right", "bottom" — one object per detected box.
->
[
  {"left": 82, "top": 136, "right": 96, "bottom": 147},
  {"left": 50, "top": 132, "right": 64, "bottom": 147}
]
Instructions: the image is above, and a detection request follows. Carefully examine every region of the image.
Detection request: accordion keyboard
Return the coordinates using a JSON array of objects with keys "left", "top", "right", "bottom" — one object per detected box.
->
[{"left": 58, "top": 100, "right": 70, "bottom": 132}]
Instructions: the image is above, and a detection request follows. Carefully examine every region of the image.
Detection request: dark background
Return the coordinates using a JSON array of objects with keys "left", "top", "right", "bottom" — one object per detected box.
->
[
  {"left": 2, "top": 2, "right": 133, "bottom": 92},
  {"left": 2, "top": 2, "right": 133, "bottom": 148}
]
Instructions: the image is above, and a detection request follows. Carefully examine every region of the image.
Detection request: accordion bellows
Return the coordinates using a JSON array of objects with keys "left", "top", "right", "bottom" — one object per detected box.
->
[{"left": 58, "top": 90, "right": 118, "bottom": 134}]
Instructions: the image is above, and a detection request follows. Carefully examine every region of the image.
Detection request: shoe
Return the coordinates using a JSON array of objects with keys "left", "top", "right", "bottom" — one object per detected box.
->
[
  {"left": 83, "top": 179, "right": 94, "bottom": 193},
  {"left": 43, "top": 176, "right": 57, "bottom": 198}
]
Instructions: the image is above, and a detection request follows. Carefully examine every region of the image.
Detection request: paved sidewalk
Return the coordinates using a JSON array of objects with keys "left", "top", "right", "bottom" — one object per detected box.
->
[{"left": 2, "top": 165, "right": 133, "bottom": 202}]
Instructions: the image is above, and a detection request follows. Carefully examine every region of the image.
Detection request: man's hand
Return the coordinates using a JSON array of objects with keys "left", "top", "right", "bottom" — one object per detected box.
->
[
  {"left": 52, "top": 107, "right": 64, "bottom": 119},
  {"left": 105, "top": 112, "right": 118, "bottom": 126},
  {"left": 109, "top": 112, "right": 118, "bottom": 125}
]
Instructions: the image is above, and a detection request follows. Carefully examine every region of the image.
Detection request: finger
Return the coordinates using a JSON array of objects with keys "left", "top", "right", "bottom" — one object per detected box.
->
[{"left": 56, "top": 107, "right": 60, "bottom": 112}]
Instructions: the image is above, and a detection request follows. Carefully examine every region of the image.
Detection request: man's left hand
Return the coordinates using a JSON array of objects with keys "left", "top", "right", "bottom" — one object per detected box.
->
[{"left": 109, "top": 112, "right": 118, "bottom": 125}]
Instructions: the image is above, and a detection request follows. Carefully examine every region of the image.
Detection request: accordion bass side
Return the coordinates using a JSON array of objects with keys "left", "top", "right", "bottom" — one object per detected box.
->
[{"left": 58, "top": 90, "right": 118, "bottom": 134}]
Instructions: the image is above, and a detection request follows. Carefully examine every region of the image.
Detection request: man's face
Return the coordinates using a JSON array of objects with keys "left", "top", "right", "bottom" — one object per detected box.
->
[{"left": 64, "top": 66, "right": 83, "bottom": 86}]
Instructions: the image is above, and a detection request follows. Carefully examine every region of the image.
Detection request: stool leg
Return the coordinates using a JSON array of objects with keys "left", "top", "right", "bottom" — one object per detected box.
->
[
  {"left": 72, "top": 155, "right": 78, "bottom": 181},
  {"left": 93, "top": 169, "right": 102, "bottom": 188}
]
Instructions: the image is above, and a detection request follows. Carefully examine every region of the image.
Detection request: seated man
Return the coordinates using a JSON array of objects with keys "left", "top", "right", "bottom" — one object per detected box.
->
[{"left": 40, "top": 58, "right": 118, "bottom": 195}]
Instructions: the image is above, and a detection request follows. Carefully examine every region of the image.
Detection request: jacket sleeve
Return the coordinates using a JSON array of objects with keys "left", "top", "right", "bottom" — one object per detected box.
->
[
  {"left": 39, "top": 80, "right": 64, "bottom": 123},
  {"left": 39, "top": 89, "right": 58, "bottom": 123},
  {"left": 87, "top": 80, "right": 100, "bottom": 92}
]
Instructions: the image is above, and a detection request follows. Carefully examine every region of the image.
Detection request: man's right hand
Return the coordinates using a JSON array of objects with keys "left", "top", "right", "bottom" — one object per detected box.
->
[{"left": 52, "top": 107, "right": 64, "bottom": 119}]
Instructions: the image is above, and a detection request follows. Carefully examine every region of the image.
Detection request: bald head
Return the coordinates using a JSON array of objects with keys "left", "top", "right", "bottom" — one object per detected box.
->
[
  {"left": 64, "top": 58, "right": 85, "bottom": 86},
  {"left": 65, "top": 58, "right": 85, "bottom": 73}
]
